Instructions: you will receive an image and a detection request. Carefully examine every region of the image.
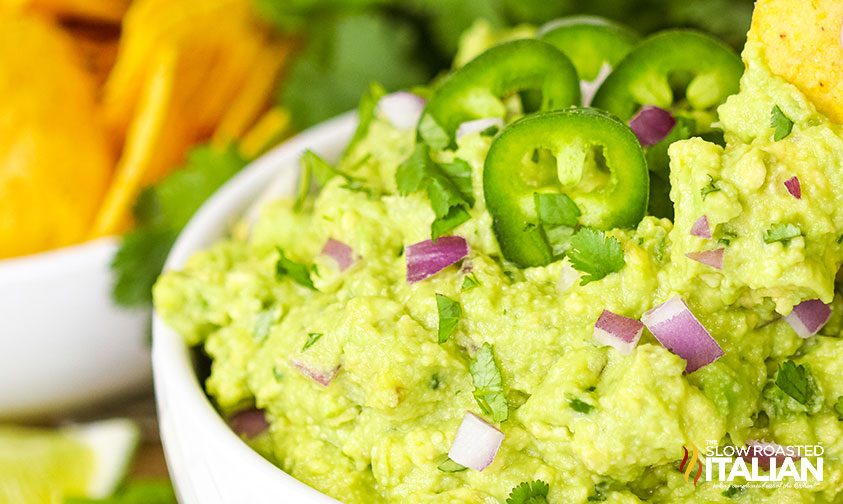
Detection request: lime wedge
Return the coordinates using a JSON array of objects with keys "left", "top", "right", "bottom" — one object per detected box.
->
[{"left": 0, "top": 419, "right": 140, "bottom": 503}]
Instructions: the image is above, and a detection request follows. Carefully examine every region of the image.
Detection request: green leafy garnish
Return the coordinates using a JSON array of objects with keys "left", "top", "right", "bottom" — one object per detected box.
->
[
  {"left": 717, "top": 231, "right": 737, "bottom": 246},
  {"left": 763, "top": 223, "right": 802, "bottom": 245},
  {"left": 276, "top": 248, "right": 315, "bottom": 289},
  {"left": 253, "top": 307, "right": 279, "bottom": 342},
  {"left": 506, "top": 480, "right": 549, "bottom": 504},
  {"left": 569, "top": 398, "right": 594, "bottom": 413},
  {"left": 346, "top": 82, "right": 386, "bottom": 153},
  {"left": 418, "top": 113, "right": 451, "bottom": 150},
  {"left": 461, "top": 273, "right": 480, "bottom": 291},
  {"left": 302, "top": 332, "right": 323, "bottom": 351},
  {"left": 435, "top": 294, "right": 461, "bottom": 344},
  {"left": 470, "top": 343, "right": 508, "bottom": 422},
  {"left": 700, "top": 175, "right": 720, "bottom": 199},
  {"left": 112, "top": 144, "right": 246, "bottom": 306},
  {"left": 272, "top": 366, "right": 284, "bottom": 382},
  {"left": 771, "top": 105, "right": 794, "bottom": 141},
  {"left": 429, "top": 374, "right": 441, "bottom": 390},
  {"left": 437, "top": 458, "right": 467, "bottom": 473},
  {"left": 834, "top": 396, "right": 843, "bottom": 420},
  {"left": 66, "top": 479, "right": 177, "bottom": 504},
  {"left": 534, "top": 192, "right": 581, "bottom": 228},
  {"left": 722, "top": 485, "right": 744, "bottom": 498},
  {"left": 396, "top": 144, "right": 474, "bottom": 239},
  {"left": 775, "top": 360, "right": 816, "bottom": 405},
  {"left": 301, "top": 150, "right": 341, "bottom": 188},
  {"left": 566, "top": 228, "right": 626, "bottom": 285}
]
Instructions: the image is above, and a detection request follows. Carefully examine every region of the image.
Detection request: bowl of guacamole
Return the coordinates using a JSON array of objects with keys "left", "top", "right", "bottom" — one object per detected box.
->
[{"left": 153, "top": 13, "right": 843, "bottom": 504}]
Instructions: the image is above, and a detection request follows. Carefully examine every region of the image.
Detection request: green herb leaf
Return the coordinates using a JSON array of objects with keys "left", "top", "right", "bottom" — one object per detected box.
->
[
  {"left": 461, "top": 273, "right": 480, "bottom": 291},
  {"left": 437, "top": 458, "right": 467, "bottom": 473},
  {"left": 112, "top": 143, "right": 246, "bottom": 306},
  {"left": 272, "top": 366, "right": 284, "bottom": 382},
  {"left": 763, "top": 223, "right": 802, "bottom": 245},
  {"left": 834, "top": 396, "right": 843, "bottom": 420},
  {"left": 569, "top": 398, "right": 594, "bottom": 413},
  {"left": 435, "top": 294, "right": 461, "bottom": 344},
  {"left": 506, "top": 480, "right": 550, "bottom": 504},
  {"left": 535, "top": 193, "right": 581, "bottom": 228},
  {"left": 566, "top": 228, "right": 625, "bottom": 285},
  {"left": 722, "top": 485, "right": 744, "bottom": 498},
  {"left": 253, "top": 307, "right": 279, "bottom": 343},
  {"left": 700, "top": 175, "right": 720, "bottom": 199},
  {"left": 771, "top": 105, "right": 794, "bottom": 142},
  {"left": 775, "top": 360, "right": 815, "bottom": 405},
  {"left": 276, "top": 248, "right": 315, "bottom": 289},
  {"left": 302, "top": 332, "right": 323, "bottom": 351},
  {"left": 66, "top": 479, "right": 177, "bottom": 504},
  {"left": 301, "top": 150, "right": 340, "bottom": 188},
  {"left": 395, "top": 143, "right": 432, "bottom": 195},
  {"left": 470, "top": 343, "right": 508, "bottom": 422},
  {"left": 717, "top": 231, "right": 737, "bottom": 247},
  {"left": 346, "top": 82, "right": 386, "bottom": 153},
  {"left": 418, "top": 112, "right": 451, "bottom": 150}
]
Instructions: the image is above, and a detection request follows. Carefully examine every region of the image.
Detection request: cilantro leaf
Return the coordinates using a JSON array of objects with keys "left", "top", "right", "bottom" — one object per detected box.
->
[
  {"left": 470, "top": 343, "right": 508, "bottom": 422},
  {"left": 535, "top": 193, "right": 581, "bottom": 228},
  {"left": 66, "top": 479, "right": 177, "bottom": 504},
  {"left": 763, "top": 223, "right": 802, "bottom": 245},
  {"left": 418, "top": 112, "right": 451, "bottom": 150},
  {"left": 276, "top": 248, "right": 315, "bottom": 289},
  {"left": 112, "top": 144, "right": 246, "bottom": 306},
  {"left": 566, "top": 228, "right": 625, "bottom": 285},
  {"left": 461, "top": 273, "right": 480, "bottom": 291},
  {"left": 253, "top": 306, "right": 279, "bottom": 343},
  {"left": 722, "top": 485, "right": 744, "bottom": 498},
  {"left": 302, "top": 332, "right": 323, "bottom": 351},
  {"left": 301, "top": 150, "right": 341, "bottom": 189},
  {"left": 775, "top": 360, "right": 815, "bottom": 405},
  {"left": 345, "top": 82, "right": 386, "bottom": 154},
  {"left": 700, "top": 175, "right": 720, "bottom": 199},
  {"left": 771, "top": 105, "right": 794, "bottom": 142},
  {"left": 437, "top": 458, "right": 467, "bottom": 473},
  {"left": 435, "top": 294, "right": 461, "bottom": 343},
  {"left": 834, "top": 396, "right": 843, "bottom": 420},
  {"left": 506, "top": 480, "right": 550, "bottom": 504},
  {"left": 569, "top": 398, "right": 594, "bottom": 413}
]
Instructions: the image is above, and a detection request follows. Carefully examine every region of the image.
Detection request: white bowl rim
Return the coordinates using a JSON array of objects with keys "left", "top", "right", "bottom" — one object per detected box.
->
[
  {"left": 0, "top": 236, "right": 119, "bottom": 282},
  {"left": 153, "top": 113, "right": 357, "bottom": 502}
]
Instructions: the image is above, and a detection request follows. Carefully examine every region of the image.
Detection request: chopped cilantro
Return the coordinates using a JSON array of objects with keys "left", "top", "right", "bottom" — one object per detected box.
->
[
  {"left": 272, "top": 366, "right": 284, "bottom": 382},
  {"left": 534, "top": 192, "right": 581, "bottom": 228},
  {"left": 346, "top": 82, "right": 386, "bottom": 153},
  {"left": 253, "top": 307, "right": 279, "bottom": 342},
  {"left": 566, "top": 228, "right": 626, "bottom": 285},
  {"left": 834, "top": 396, "right": 843, "bottom": 420},
  {"left": 301, "top": 150, "right": 341, "bottom": 188},
  {"left": 506, "top": 480, "right": 549, "bottom": 504},
  {"left": 276, "top": 248, "right": 315, "bottom": 289},
  {"left": 569, "top": 398, "right": 594, "bottom": 413},
  {"left": 763, "top": 223, "right": 802, "bottom": 245},
  {"left": 470, "top": 343, "right": 508, "bottom": 422},
  {"left": 429, "top": 374, "right": 441, "bottom": 390},
  {"left": 775, "top": 360, "right": 816, "bottom": 405},
  {"left": 718, "top": 231, "right": 737, "bottom": 246},
  {"left": 771, "top": 105, "right": 794, "bottom": 141},
  {"left": 302, "top": 332, "right": 323, "bottom": 351},
  {"left": 437, "top": 458, "right": 467, "bottom": 472},
  {"left": 700, "top": 175, "right": 720, "bottom": 199},
  {"left": 587, "top": 481, "right": 609, "bottom": 501},
  {"left": 396, "top": 144, "right": 474, "bottom": 239},
  {"left": 461, "top": 273, "right": 480, "bottom": 291},
  {"left": 722, "top": 485, "right": 744, "bottom": 498},
  {"left": 67, "top": 479, "right": 177, "bottom": 504},
  {"left": 435, "top": 294, "right": 461, "bottom": 344},
  {"left": 418, "top": 112, "right": 450, "bottom": 150}
]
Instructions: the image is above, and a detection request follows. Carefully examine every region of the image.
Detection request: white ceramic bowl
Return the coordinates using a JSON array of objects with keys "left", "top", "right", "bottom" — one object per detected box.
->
[
  {"left": 153, "top": 114, "right": 358, "bottom": 503},
  {"left": 0, "top": 238, "right": 151, "bottom": 419}
]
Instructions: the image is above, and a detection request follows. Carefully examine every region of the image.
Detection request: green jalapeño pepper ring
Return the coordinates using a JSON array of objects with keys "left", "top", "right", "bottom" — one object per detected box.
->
[
  {"left": 484, "top": 108, "right": 648, "bottom": 267},
  {"left": 538, "top": 15, "right": 640, "bottom": 84},
  {"left": 418, "top": 39, "right": 580, "bottom": 150},
  {"left": 591, "top": 30, "right": 743, "bottom": 121}
]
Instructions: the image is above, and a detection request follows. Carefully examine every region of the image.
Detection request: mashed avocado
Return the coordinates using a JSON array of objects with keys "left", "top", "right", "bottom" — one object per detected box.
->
[{"left": 154, "top": 35, "right": 843, "bottom": 503}]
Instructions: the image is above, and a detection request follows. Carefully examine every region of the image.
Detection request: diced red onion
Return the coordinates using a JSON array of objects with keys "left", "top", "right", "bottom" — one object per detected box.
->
[
  {"left": 406, "top": 236, "right": 468, "bottom": 283},
  {"left": 447, "top": 412, "right": 504, "bottom": 472},
  {"left": 690, "top": 216, "right": 711, "bottom": 239},
  {"left": 784, "top": 299, "right": 831, "bottom": 338},
  {"left": 593, "top": 310, "right": 644, "bottom": 355},
  {"left": 377, "top": 92, "right": 426, "bottom": 130},
  {"left": 685, "top": 248, "right": 724, "bottom": 270},
  {"left": 784, "top": 176, "right": 801, "bottom": 199},
  {"left": 641, "top": 296, "right": 724, "bottom": 373},
  {"left": 745, "top": 440, "right": 799, "bottom": 471},
  {"left": 229, "top": 408, "right": 269, "bottom": 438},
  {"left": 321, "top": 239, "right": 355, "bottom": 271},
  {"left": 629, "top": 106, "right": 676, "bottom": 147},
  {"left": 292, "top": 360, "right": 339, "bottom": 387},
  {"left": 456, "top": 118, "right": 504, "bottom": 139}
]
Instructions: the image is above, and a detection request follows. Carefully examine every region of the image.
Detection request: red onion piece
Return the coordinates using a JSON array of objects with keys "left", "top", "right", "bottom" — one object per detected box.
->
[
  {"left": 229, "top": 408, "right": 269, "bottom": 438},
  {"left": 745, "top": 440, "right": 799, "bottom": 471},
  {"left": 406, "top": 236, "right": 468, "bottom": 283},
  {"left": 377, "top": 92, "right": 426, "bottom": 130},
  {"left": 292, "top": 360, "right": 339, "bottom": 387},
  {"left": 685, "top": 248, "right": 724, "bottom": 270},
  {"left": 456, "top": 118, "right": 504, "bottom": 139},
  {"left": 785, "top": 299, "right": 831, "bottom": 338},
  {"left": 641, "top": 296, "right": 724, "bottom": 373},
  {"left": 593, "top": 310, "right": 644, "bottom": 355},
  {"left": 629, "top": 106, "right": 676, "bottom": 147},
  {"left": 321, "top": 239, "right": 355, "bottom": 271},
  {"left": 447, "top": 412, "right": 504, "bottom": 471},
  {"left": 784, "top": 176, "right": 801, "bottom": 199},
  {"left": 690, "top": 216, "right": 711, "bottom": 239}
]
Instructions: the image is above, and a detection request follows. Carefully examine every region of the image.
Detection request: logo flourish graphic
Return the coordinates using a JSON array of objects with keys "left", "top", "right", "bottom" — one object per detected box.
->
[{"left": 679, "top": 443, "right": 703, "bottom": 486}]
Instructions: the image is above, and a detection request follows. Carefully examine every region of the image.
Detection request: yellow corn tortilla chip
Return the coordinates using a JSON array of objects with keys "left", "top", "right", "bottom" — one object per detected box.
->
[
  {"left": 0, "top": 0, "right": 129, "bottom": 23},
  {"left": 748, "top": 0, "right": 843, "bottom": 123}
]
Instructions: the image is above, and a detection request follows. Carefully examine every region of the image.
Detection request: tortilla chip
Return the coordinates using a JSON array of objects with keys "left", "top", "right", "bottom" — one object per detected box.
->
[
  {"left": 1, "top": 0, "right": 130, "bottom": 23},
  {"left": 748, "top": 0, "right": 843, "bottom": 123}
]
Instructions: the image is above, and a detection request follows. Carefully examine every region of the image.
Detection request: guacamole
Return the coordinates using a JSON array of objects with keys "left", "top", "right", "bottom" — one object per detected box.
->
[{"left": 154, "top": 32, "right": 843, "bottom": 504}]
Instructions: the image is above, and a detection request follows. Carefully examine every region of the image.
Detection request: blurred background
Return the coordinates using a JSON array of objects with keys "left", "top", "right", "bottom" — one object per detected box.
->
[{"left": 0, "top": 0, "right": 753, "bottom": 501}]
